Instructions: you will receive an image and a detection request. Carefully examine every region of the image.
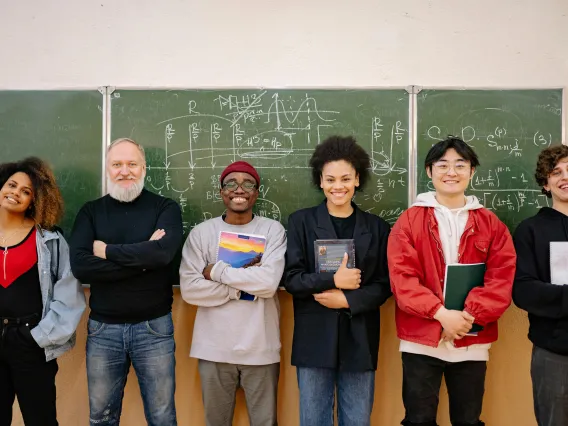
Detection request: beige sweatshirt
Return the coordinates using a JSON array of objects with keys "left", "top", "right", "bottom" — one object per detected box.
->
[{"left": 179, "top": 215, "right": 287, "bottom": 365}]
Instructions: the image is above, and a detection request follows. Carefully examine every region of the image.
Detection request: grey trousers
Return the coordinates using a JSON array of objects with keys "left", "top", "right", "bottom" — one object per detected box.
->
[
  {"left": 531, "top": 345, "right": 568, "bottom": 426},
  {"left": 198, "top": 359, "right": 279, "bottom": 426}
]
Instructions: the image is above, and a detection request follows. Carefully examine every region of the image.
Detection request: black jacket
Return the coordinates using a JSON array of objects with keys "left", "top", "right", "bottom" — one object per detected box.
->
[
  {"left": 513, "top": 207, "right": 568, "bottom": 355},
  {"left": 284, "top": 202, "right": 391, "bottom": 371}
]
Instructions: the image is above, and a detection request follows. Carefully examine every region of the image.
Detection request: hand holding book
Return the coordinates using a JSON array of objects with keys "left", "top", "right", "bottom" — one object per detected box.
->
[
  {"left": 434, "top": 306, "right": 475, "bottom": 340},
  {"left": 313, "top": 239, "right": 360, "bottom": 291},
  {"left": 442, "top": 263, "right": 485, "bottom": 336},
  {"left": 216, "top": 231, "right": 267, "bottom": 302},
  {"left": 333, "top": 253, "right": 361, "bottom": 290}
]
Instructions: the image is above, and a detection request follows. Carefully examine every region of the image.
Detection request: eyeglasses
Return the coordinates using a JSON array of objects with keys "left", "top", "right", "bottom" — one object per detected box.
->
[
  {"left": 432, "top": 162, "right": 471, "bottom": 174},
  {"left": 222, "top": 181, "right": 257, "bottom": 193}
]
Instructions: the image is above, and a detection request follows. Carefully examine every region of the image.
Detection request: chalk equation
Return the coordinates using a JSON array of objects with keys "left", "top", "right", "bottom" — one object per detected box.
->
[
  {"left": 421, "top": 106, "right": 557, "bottom": 219},
  {"left": 112, "top": 90, "right": 410, "bottom": 231}
]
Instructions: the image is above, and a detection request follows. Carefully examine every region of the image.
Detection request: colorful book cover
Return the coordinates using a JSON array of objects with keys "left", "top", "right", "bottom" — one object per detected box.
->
[
  {"left": 217, "top": 231, "right": 266, "bottom": 300},
  {"left": 217, "top": 231, "right": 266, "bottom": 267}
]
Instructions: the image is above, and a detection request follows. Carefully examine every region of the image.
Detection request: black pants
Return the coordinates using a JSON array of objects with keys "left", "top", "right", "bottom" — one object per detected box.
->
[
  {"left": 401, "top": 352, "right": 486, "bottom": 426},
  {"left": 0, "top": 317, "right": 58, "bottom": 426}
]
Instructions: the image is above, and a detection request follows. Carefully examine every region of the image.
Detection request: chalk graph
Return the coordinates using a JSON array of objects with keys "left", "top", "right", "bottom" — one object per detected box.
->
[{"left": 111, "top": 89, "right": 410, "bottom": 232}]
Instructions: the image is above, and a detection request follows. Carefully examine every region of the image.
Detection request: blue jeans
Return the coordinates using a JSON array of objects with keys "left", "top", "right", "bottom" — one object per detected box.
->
[
  {"left": 86, "top": 313, "right": 177, "bottom": 426},
  {"left": 296, "top": 367, "right": 375, "bottom": 426}
]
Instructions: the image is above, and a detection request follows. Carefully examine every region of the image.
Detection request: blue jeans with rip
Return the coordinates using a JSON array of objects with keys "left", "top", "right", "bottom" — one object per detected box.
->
[
  {"left": 86, "top": 313, "right": 177, "bottom": 426},
  {"left": 296, "top": 366, "right": 375, "bottom": 426}
]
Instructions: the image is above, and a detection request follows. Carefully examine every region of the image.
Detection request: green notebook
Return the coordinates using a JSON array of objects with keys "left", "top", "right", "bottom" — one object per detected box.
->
[{"left": 443, "top": 263, "right": 486, "bottom": 334}]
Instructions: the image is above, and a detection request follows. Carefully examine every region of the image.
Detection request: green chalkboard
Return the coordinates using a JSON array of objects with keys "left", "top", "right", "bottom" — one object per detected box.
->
[
  {"left": 417, "top": 89, "right": 563, "bottom": 231},
  {"left": 111, "top": 89, "right": 410, "bottom": 232},
  {"left": 0, "top": 91, "right": 102, "bottom": 234}
]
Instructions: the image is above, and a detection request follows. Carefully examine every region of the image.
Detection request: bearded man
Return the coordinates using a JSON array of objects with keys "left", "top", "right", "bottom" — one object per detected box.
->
[{"left": 70, "top": 137, "right": 183, "bottom": 426}]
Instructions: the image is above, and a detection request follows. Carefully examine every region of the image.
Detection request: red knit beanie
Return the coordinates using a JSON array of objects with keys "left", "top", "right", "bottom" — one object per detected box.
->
[{"left": 220, "top": 161, "right": 260, "bottom": 185}]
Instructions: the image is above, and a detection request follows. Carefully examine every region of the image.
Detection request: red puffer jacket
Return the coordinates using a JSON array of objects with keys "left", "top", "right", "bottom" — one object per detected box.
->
[{"left": 387, "top": 206, "right": 516, "bottom": 348}]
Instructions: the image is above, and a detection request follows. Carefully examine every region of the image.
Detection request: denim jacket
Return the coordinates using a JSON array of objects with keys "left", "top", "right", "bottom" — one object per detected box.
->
[{"left": 29, "top": 226, "right": 86, "bottom": 361}]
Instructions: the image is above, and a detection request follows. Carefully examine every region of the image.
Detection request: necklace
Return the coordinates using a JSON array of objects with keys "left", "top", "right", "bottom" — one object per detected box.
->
[
  {"left": 0, "top": 228, "right": 22, "bottom": 246},
  {"left": 0, "top": 223, "right": 28, "bottom": 281}
]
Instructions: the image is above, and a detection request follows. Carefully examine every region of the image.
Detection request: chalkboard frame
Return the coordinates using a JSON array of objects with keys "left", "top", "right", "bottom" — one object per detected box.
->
[
  {"left": 1, "top": 86, "right": 564, "bottom": 234},
  {"left": 1, "top": 86, "right": 564, "bottom": 289}
]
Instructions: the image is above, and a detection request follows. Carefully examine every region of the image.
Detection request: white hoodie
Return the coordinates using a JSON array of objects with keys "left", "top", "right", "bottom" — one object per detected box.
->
[{"left": 399, "top": 192, "right": 491, "bottom": 362}]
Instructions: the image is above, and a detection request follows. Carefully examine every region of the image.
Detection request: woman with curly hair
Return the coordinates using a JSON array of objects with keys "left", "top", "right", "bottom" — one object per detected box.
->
[
  {"left": 0, "top": 157, "right": 86, "bottom": 426},
  {"left": 284, "top": 136, "right": 392, "bottom": 426},
  {"left": 513, "top": 144, "right": 568, "bottom": 426}
]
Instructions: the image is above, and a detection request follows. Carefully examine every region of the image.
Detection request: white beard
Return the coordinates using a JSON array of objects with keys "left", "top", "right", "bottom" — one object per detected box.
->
[{"left": 107, "top": 174, "right": 145, "bottom": 202}]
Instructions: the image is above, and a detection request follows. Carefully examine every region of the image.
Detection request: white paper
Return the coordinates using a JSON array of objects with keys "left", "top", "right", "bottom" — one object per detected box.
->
[{"left": 550, "top": 242, "right": 568, "bottom": 285}]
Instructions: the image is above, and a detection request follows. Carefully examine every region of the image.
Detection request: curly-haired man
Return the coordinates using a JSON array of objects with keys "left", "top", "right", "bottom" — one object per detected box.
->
[{"left": 513, "top": 144, "right": 568, "bottom": 426}]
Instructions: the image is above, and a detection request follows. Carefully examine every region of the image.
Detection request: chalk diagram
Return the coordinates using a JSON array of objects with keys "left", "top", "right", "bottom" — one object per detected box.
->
[{"left": 122, "top": 91, "right": 409, "bottom": 230}]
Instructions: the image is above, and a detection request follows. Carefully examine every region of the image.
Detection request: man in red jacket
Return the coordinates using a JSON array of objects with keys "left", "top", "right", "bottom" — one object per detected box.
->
[{"left": 388, "top": 136, "right": 516, "bottom": 426}]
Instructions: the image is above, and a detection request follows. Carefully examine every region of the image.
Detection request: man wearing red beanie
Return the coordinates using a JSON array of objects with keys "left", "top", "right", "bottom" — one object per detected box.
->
[
  {"left": 219, "top": 160, "right": 261, "bottom": 187},
  {"left": 180, "top": 161, "right": 286, "bottom": 426}
]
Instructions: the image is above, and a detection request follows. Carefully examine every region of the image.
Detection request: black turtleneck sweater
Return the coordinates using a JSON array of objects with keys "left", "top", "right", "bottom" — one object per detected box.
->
[
  {"left": 69, "top": 189, "right": 183, "bottom": 323},
  {"left": 513, "top": 207, "right": 568, "bottom": 355}
]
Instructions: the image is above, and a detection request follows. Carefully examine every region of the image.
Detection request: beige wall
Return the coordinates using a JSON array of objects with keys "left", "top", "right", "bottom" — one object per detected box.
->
[
  {"left": 0, "top": 1, "right": 567, "bottom": 96},
  {"left": 14, "top": 289, "right": 533, "bottom": 426}
]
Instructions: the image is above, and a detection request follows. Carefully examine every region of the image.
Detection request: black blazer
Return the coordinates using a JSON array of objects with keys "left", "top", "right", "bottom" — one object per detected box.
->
[{"left": 284, "top": 201, "right": 391, "bottom": 371}]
